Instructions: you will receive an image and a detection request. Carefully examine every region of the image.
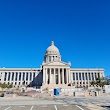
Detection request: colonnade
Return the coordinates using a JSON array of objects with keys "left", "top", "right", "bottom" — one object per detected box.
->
[
  {"left": 43, "top": 68, "right": 70, "bottom": 85},
  {"left": 2, "top": 72, "right": 37, "bottom": 86}
]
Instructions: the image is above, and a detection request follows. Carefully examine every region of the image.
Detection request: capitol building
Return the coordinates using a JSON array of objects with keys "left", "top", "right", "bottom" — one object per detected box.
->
[{"left": 0, "top": 41, "right": 104, "bottom": 89}]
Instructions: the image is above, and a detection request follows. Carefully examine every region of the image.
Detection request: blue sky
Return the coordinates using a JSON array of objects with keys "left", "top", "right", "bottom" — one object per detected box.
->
[{"left": 0, "top": 0, "right": 110, "bottom": 76}]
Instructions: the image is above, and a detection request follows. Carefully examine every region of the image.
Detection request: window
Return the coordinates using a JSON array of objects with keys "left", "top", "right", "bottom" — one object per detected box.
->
[
  {"left": 33, "top": 72, "right": 35, "bottom": 79},
  {"left": 73, "top": 73, "right": 75, "bottom": 80},
  {"left": 15, "top": 72, "right": 18, "bottom": 81},
  {"left": 82, "top": 73, "right": 84, "bottom": 80},
  {"left": 49, "top": 56, "right": 51, "bottom": 62},
  {"left": 12, "top": 72, "right": 14, "bottom": 81},
  {"left": 23, "top": 72, "right": 25, "bottom": 81},
  {"left": 79, "top": 73, "right": 81, "bottom": 80},
  {"left": 85, "top": 73, "right": 88, "bottom": 80},
  {"left": 4, "top": 72, "right": 7, "bottom": 81},
  {"left": 26, "top": 72, "right": 28, "bottom": 80},
  {"left": 76, "top": 73, "right": 78, "bottom": 80},
  {"left": 30, "top": 72, "right": 32, "bottom": 81},
  {"left": 19, "top": 73, "right": 21, "bottom": 81},
  {"left": 8, "top": 72, "right": 11, "bottom": 81},
  {"left": 89, "top": 73, "right": 91, "bottom": 80},
  {"left": 92, "top": 73, "right": 94, "bottom": 80}
]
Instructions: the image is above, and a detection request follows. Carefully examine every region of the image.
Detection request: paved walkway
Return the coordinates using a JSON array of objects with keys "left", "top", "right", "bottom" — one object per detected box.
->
[{"left": 1, "top": 94, "right": 110, "bottom": 110}]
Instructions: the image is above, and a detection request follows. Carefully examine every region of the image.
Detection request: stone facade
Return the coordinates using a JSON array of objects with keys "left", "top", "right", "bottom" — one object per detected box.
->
[{"left": 0, "top": 41, "right": 104, "bottom": 89}]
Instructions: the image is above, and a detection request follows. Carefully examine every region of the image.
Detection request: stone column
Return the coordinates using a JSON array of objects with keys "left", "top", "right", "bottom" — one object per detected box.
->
[
  {"left": 66, "top": 69, "right": 68, "bottom": 84},
  {"left": 78, "top": 72, "right": 80, "bottom": 86},
  {"left": 74, "top": 72, "right": 76, "bottom": 86},
  {"left": 6, "top": 72, "right": 8, "bottom": 84},
  {"left": 17, "top": 72, "right": 19, "bottom": 86},
  {"left": 84, "top": 73, "right": 86, "bottom": 87},
  {"left": 49, "top": 68, "right": 51, "bottom": 84},
  {"left": 43, "top": 68, "right": 45, "bottom": 84},
  {"left": 32, "top": 72, "right": 33, "bottom": 81},
  {"left": 13, "top": 72, "right": 16, "bottom": 86},
  {"left": 28, "top": 72, "right": 30, "bottom": 85},
  {"left": 58, "top": 68, "right": 60, "bottom": 84},
  {"left": 93, "top": 72, "right": 95, "bottom": 80},
  {"left": 71, "top": 71, "right": 73, "bottom": 84},
  {"left": 87, "top": 72, "right": 89, "bottom": 87},
  {"left": 62, "top": 68, "right": 64, "bottom": 84},
  {"left": 21, "top": 72, "right": 23, "bottom": 86},
  {"left": 90, "top": 72, "right": 92, "bottom": 81},
  {"left": 10, "top": 72, "right": 12, "bottom": 84},
  {"left": 54, "top": 68, "right": 56, "bottom": 84},
  {"left": 68, "top": 69, "right": 70, "bottom": 83},
  {"left": 45, "top": 68, "right": 47, "bottom": 84}
]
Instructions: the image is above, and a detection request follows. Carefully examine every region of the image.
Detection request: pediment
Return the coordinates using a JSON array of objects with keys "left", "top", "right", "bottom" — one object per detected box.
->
[{"left": 43, "top": 61, "right": 70, "bottom": 66}]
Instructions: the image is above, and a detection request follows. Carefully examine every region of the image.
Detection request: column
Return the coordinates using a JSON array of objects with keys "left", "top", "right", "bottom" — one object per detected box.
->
[
  {"left": 74, "top": 72, "right": 76, "bottom": 86},
  {"left": 21, "top": 72, "right": 23, "bottom": 86},
  {"left": 78, "top": 72, "right": 79, "bottom": 86},
  {"left": 96, "top": 72, "right": 98, "bottom": 79},
  {"left": 90, "top": 72, "right": 92, "bottom": 81},
  {"left": 93, "top": 72, "right": 95, "bottom": 81},
  {"left": 81, "top": 72, "right": 83, "bottom": 87},
  {"left": 6, "top": 72, "right": 8, "bottom": 84},
  {"left": 66, "top": 69, "right": 68, "bottom": 84},
  {"left": 87, "top": 72, "right": 89, "bottom": 87},
  {"left": 10, "top": 72, "right": 12, "bottom": 84},
  {"left": 32, "top": 72, "right": 33, "bottom": 81},
  {"left": 68, "top": 69, "right": 71, "bottom": 83},
  {"left": 43, "top": 68, "right": 45, "bottom": 84},
  {"left": 80, "top": 72, "right": 83, "bottom": 86},
  {"left": 17, "top": 72, "right": 19, "bottom": 86},
  {"left": 13, "top": 72, "right": 16, "bottom": 86},
  {"left": 62, "top": 68, "right": 64, "bottom": 84},
  {"left": 49, "top": 68, "right": 51, "bottom": 84},
  {"left": 24, "top": 72, "right": 27, "bottom": 85},
  {"left": 45, "top": 68, "right": 47, "bottom": 84},
  {"left": 71, "top": 71, "right": 73, "bottom": 84},
  {"left": 28, "top": 72, "right": 30, "bottom": 85},
  {"left": 84, "top": 73, "right": 86, "bottom": 87},
  {"left": 54, "top": 68, "right": 56, "bottom": 84},
  {"left": 58, "top": 68, "right": 60, "bottom": 84}
]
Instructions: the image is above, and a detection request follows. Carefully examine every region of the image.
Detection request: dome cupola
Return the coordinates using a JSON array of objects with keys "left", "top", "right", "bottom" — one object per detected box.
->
[
  {"left": 44, "top": 41, "right": 61, "bottom": 62},
  {"left": 46, "top": 41, "right": 60, "bottom": 55}
]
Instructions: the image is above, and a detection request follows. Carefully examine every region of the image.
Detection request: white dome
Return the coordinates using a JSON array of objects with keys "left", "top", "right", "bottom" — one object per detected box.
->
[{"left": 46, "top": 41, "right": 60, "bottom": 55}]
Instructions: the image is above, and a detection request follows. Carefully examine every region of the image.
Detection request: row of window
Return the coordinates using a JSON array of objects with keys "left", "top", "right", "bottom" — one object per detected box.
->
[
  {"left": 6, "top": 81, "right": 29, "bottom": 85},
  {"left": 72, "top": 73, "right": 100, "bottom": 80},
  {"left": 4, "top": 72, "right": 36, "bottom": 81}
]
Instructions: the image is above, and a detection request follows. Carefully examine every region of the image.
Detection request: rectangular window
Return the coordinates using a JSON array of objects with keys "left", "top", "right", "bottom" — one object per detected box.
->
[
  {"left": 82, "top": 73, "right": 84, "bottom": 80},
  {"left": 26, "top": 72, "right": 28, "bottom": 80},
  {"left": 19, "top": 73, "right": 21, "bottom": 81},
  {"left": 76, "top": 73, "right": 78, "bottom": 80},
  {"left": 12, "top": 72, "right": 14, "bottom": 81},
  {"left": 4, "top": 72, "right": 7, "bottom": 81},
  {"left": 8, "top": 72, "right": 11, "bottom": 81},
  {"left": 23, "top": 72, "right": 25, "bottom": 81},
  {"left": 15, "top": 72, "right": 18, "bottom": 81}
]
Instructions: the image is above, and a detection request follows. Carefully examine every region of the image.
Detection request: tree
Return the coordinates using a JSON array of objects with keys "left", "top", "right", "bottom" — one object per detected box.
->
[
  {"left": 90, "top": 77, "right": 110, "bottom": 89},
  {"left": 0, "top": 83, "right": 13, "bottom": 91},
  {"left": 90, "top": 81, "right": 96, "bottom": 87}
]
